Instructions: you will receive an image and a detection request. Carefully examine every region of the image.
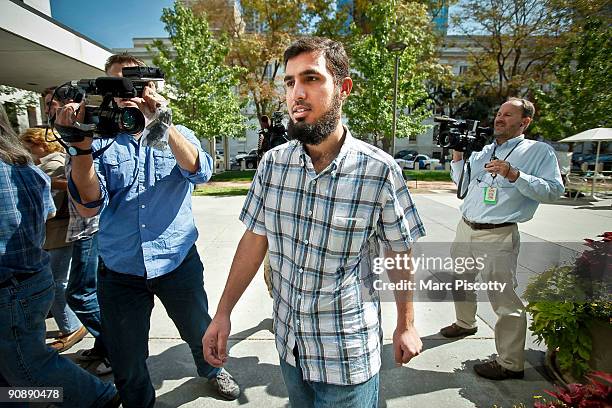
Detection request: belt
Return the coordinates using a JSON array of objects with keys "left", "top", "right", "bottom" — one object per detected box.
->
[{"left": 462, "top": 217, "right": 515, "bottom": 230}]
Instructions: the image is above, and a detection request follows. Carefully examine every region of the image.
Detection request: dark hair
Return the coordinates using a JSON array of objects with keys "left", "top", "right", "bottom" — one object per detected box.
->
[
  {"left": 104, "top": 52, "right": 145, "bottom": 75},
  {"left": 283, "top": 37, "right": 349, "bottom": 85},
  {"left": 0, "top": 104, "right": 32, "bottom": 165},
  {"left": 507, "top": 97, "right": 535, "bottom": 118},
  {"left": 42, "top": 86, "right": 56, "bottom": 98}
]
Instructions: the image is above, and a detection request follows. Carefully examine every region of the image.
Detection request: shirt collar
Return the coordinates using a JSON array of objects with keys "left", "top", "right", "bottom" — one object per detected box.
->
[
  {"left": 494, "top": 134, "right": 525, "bottom": 149},
  {"left": 298, "top": 126, "right": 353, "bottom": 173}
]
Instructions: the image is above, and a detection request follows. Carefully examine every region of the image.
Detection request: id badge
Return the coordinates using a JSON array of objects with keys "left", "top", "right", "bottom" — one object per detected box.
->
[{"left": 483, "top": 186, "right": 498, "bottom": 205}]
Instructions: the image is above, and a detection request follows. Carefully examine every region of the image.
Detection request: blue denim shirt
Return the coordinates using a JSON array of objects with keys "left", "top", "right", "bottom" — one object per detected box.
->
[
  {"left": 68, "top": 125, "right": 212, "bottom": 278},
  {"left": 0, "top": 160, "right": 55, "bottom": 283}
]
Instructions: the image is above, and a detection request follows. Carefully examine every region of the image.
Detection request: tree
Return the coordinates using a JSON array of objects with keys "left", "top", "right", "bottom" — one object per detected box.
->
[
  {"left": 449, "top": 0, "right": 567, "bottom": 119},
  {"left": 533, "top": 15, "right": 612, "bottom": 140},
  {"left": 191, "top": 0, "right": 324, "bottom": 120},
  {"left": 149, "top": 3, "right": 246, "bottom": 141},
  {"left": 344, "top": 0, "right": 447, "bottom": 152}
]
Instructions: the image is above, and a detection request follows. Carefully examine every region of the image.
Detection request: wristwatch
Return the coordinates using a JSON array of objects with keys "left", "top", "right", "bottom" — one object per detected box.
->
[{"left": 67, "top": 145, "right": 93, "bottom": 156}]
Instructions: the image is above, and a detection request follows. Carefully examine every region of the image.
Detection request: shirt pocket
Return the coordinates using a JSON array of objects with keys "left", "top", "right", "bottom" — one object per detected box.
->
[
  {"left": 328, "top": 208, "right": 367, "bottom": 258},
  {"left": 153, "top": 149, "right": 177, "bottom": 181},
  {"left": 104, "top": 153, "right": 136, "bottom": 193}
]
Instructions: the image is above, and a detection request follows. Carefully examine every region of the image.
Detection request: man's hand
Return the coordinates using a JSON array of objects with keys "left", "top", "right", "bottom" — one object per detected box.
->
[
  {"left": 135, "top": 84, "right": 168, "bottom": 120},
  {"left": 393, "top": 325, "right": 422, "bottom": 366},
  {"left": 203, "top": 313, "right": 231, "bottom": 367},
  {"left": 485, "top": 159, "right": 519, "bottom": 181},
  {"left": 452, "top": 150, "right": 464, "bottom": 162},
  {"left": 55, "top": 101, "right": 93, "bottom": 150}
]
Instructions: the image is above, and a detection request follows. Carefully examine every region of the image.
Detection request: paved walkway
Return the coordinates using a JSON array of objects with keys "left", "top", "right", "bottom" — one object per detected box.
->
[{"left": 54, "top": 193, "right": 612, "bottom": 407}]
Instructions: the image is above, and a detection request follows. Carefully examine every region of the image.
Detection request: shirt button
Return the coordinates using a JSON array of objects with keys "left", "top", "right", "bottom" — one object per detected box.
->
[
  {"left": 296, "top": 319, "right": 300, "bottom": 325},
  {"left": 299, "top": 268, "right": 303, "bottom": 273},
  {"left": 141, "top": 224, "right": 146, "bottom": 228},
  {"left": 141, "top": 205, "right": 146, "bottom": 209},
  {"left": 304, "top": 240, "right": 309, "bottom": 245},
  {"left": 312, "top": 180, "right": 317, "bottom": 185},
  {"left": 308, "top": 210, "right": 313, "bottom": 216}
]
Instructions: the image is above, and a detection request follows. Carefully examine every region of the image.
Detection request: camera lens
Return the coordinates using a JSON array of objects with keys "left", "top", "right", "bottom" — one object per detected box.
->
[{"left": 119, "top": 108, "right": 145, "bottom": 134}]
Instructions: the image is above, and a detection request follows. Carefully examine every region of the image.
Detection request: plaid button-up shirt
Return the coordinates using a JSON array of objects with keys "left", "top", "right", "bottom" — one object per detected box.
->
[
  {"left": 64, "top": 157, "right": 99, "bottom": 242},
  {"left": 0, "top": 160, "right": 55, "bottom": 284},
  {"left": 240, "top": 129, "right": 425, "bottom": 385}
]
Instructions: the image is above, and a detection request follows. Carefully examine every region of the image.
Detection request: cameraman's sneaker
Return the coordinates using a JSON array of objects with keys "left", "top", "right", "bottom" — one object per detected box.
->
[
  {"left": 76, "top": 347, "right": 106, "bottom": 362},
  {"left": 208, "top": 369, "right": 240, "bottom": 400}
]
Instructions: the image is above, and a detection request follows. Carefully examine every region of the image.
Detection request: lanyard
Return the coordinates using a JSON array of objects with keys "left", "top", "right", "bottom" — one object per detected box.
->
[
  {"left": 491, "top": 139, "right": 522, "bottom": 162},
  {"left": 487, "top": 139, "right": 522, "bottom": 181}
]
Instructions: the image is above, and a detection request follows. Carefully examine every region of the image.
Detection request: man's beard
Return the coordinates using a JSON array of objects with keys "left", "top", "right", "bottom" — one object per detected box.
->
[{"left": 288, "top": 92, "right": 342, "bottom": 146}]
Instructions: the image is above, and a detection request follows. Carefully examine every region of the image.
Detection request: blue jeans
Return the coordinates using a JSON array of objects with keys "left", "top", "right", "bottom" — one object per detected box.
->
[
  {"left": 0, "top": 268, "right": 117, "bottom": 407},
  {"left": 97, "top": 245, "right": 220, "bottom": 408},
  {"left": 48, "top": 244, "right": 81, "bottom": 334},
  {"left": 66, "top": 233, "right": 107, "bottom": 356},
  {"left": 280, "top": 352, "right": 379, "bottom": 408}
]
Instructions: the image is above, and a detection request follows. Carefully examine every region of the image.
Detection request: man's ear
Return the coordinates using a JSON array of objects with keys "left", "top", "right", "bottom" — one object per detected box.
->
[
  {"left": 340, "top": 77, "right": 353, "bottom": 99},
  {"left": 522, "top": 117, "right": 532, "bottom": 130}
]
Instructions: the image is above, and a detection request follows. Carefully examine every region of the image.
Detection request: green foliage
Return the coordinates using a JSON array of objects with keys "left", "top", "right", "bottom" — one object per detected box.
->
[
  {"left": 403, "top": 170, "right": 451, "bottom": 181},
  {"left": 533, "top": 16, "right": 612, "bottom": 141},
  {"left": 193, "top": 186, "right": 250, "bottom": 196},
  {"left": 525, "top": 233, "right": 612, "bottom": 379},
  {"left": 149, "top": 3, "right": 246, "bottom": 140},
  {"left": 210, "top": 170, "right": 256, "bottom": 182},
  {"left": 344, "top": 0, "right": 446, "bottom": 153},
  {"left": 0, "top": 85, "right": 40, "bottom": 114},
  {"left": 447, "top": 0, "right": 566, "bottom": 120},
  {"left": 194, "top": 0, "right": 329, "bottom": 120}
]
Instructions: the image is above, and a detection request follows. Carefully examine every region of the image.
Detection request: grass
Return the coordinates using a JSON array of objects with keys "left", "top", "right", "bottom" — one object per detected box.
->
[
  {"left": 211, "top": 169, "right": 452, "bottom": 182},
  {"left": 193, "top": 186, "right": 250, "bottom": 196},
  {"left": 210, "top": 170, "right": 256, "bottom": 182},
  {"left": 403, "top": 170, "right": 451, "bottom": 181}
]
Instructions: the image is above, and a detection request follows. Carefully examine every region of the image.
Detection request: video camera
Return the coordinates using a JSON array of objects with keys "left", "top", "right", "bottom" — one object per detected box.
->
[
  {"left": 269, "top": 111, "right": 288, "bottom": 149},
  {"left": 51, "top": 66, "right": 164, "bottom": 143},
  {"left": 434, "top": 116, "right": 493, "bottom": 155}
]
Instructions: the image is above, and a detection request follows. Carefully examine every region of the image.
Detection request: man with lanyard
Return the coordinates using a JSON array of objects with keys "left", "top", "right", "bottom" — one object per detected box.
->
[
  {"left": 55, "top": 53, "right": 240, "bottom": 406},
  {"left": 203, "top": 37, "right": 425, "bottom": 406},
  {"left": 440, "top": 97, "right": 564, "bottom": 380}
]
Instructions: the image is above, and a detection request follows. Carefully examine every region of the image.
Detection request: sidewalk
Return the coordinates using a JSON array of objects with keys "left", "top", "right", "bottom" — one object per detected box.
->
[{"left": 56, "top": 193, "right": 612, "bottom": 407}]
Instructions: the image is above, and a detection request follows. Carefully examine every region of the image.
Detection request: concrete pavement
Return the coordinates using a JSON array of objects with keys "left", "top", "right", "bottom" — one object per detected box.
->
[{"left": 55, "top": 192, "right": 612, "bottom": 407}]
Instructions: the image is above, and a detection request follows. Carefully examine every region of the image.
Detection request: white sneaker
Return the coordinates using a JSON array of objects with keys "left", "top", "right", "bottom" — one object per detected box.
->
[{"left": 95, "top": 359, "right": 112, "bottom": 376}]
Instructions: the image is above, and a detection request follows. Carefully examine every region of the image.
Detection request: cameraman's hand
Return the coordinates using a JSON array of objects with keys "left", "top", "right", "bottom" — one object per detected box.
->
[
  {"left": 55, "top": 101, "right": 93, "bottom": 149},
  {"left": 485, "top": 159, "right": 519, "bottom": 181},
  {"left": 452, "top": 150, "right": 464, "bottom": 162},
  {"left": 137, "top": 84, "right": 168, "bottom": 120}
]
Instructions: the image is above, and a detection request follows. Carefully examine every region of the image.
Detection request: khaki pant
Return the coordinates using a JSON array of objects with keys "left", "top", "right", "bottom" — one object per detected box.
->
[{"left": 450, "top": 219, "right": 526, "bottom": 371}]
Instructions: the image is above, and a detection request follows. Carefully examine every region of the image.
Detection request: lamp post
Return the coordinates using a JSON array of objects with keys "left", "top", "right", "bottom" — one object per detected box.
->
[{"left": 386, "top": 41, "right": 407, "bottom": 157}]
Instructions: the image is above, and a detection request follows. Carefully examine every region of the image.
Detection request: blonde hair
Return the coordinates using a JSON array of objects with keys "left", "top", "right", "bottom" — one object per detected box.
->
[{"left": 19, "top": 128, "right": 64, "bottom": 154}]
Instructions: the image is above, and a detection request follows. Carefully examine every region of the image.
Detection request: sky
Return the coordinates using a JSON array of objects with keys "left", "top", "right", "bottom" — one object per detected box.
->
[{"left": 50, "top": 0, "right": 174, "bottom": 49}]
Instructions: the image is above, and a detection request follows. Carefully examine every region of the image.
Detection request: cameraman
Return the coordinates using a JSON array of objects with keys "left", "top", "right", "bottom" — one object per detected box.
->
[
  {"left": 440, "top": 98, "right": 564, "bottom": 380},
  {"left": 56, "top": 53, "right": 240, "bottom": 406}
]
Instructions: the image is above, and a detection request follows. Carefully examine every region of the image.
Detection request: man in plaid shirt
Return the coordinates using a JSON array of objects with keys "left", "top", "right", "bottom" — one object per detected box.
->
[{"left": 204, "top": 37, "right": 425, "bottom": 407}]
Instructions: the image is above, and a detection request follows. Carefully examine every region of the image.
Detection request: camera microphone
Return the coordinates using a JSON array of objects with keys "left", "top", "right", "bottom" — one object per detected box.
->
[{"left": 70, "top": 77, "right": 136, "bottom": 98}]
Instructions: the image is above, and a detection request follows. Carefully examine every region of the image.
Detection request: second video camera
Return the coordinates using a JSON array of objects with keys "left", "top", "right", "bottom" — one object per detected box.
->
[
  {"left": 52, "top": 67, "right": 164, "bottom": 142},
  {"left": 434, "top": 116, "right": 493, "bottom": 154}
]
